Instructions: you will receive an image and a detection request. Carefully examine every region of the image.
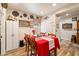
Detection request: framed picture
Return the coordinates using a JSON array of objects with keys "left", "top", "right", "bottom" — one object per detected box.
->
[
  {"left": 62, "top": 23, "right": 72, "bottom": 30},
  {"left": 72, "top": 17, "right": 77, "bottom": 21},
  {"left": 19, "top": 20, "right": 31, "bottom": 27}
]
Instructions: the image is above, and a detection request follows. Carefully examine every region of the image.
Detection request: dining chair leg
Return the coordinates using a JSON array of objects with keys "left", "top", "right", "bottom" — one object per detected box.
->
[
  {"left": 27, "top": 43, "right": 29, "bottom": 56},
  {"left": 25, "top": 44, "right": 27, "bottom": 51},
  {"left": 54, "top": 48, "right": 57, "bottom": 56},
  {"left": 25, "top": 41, "right": 27, "bottom": 51},
  {"left": 30, "top": 46, "right": 32, "bottom": 56}
]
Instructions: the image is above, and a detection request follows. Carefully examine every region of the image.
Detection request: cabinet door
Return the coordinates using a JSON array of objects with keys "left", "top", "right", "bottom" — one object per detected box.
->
[
  {"left": 6, "top": 21, "right": 13, "bottom": 51},
  {"left": 77, "top": 21, "right": 79, "bottom": 44},
  {"left": 6, "top": 21, "right": 19, "bottom": 51},
  {"left": 77, "top": 21, "right": 79, "bottom": 29},
  {"left": 13, "top": 21, "right": 19, "bottom": 49}
]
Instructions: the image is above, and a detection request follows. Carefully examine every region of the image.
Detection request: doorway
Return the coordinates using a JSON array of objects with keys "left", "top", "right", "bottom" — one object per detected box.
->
[{"left": 0, "top": 8, "right": 6, "bottom": 55}]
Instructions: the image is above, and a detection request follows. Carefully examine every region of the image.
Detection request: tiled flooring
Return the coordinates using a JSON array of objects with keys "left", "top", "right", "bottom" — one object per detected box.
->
[
  {"left": 5, "top": 47, "right": 27, "bottom": 56},
  {"left": 5, "top": 40, "right": 79, "bottom": 56},
  {"left": 58, "top": 40, "right": 79, "bottom": 56}
]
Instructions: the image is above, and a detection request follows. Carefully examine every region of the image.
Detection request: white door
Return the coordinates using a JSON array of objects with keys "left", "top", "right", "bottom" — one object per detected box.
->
[
  {"left": 6, "top": 21, "right": 19, "bottom": 51},
  {"left": 6, "top": 21, "right": 13, "bottom": 51},
  {"left": 12, "top": 21, "right": 19, "bottom": 49}
]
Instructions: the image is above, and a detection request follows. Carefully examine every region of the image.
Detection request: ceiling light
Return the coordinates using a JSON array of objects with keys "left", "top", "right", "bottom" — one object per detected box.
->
[
  {"left": 52, "top": 3, "right": 56, "bottom": 6},
  {"left": 66, "top": 13, "right": 69, "bottom": 16}
]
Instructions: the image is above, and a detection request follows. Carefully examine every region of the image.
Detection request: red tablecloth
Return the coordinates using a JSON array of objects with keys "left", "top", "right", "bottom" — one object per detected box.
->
[
  {"left": 36, "top": 39, "right": 49, "bottom": 56},
  {"left": 52, "top": 37, "right": 60, "bottom": 49},
  {"left": 31, "top": 36, "right": 60, "bottom": 56}
]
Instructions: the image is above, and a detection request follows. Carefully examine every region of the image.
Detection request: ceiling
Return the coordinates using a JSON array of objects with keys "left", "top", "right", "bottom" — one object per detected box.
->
[
  {"left": 8, "top": 3, "right": 79, "bottom": 16},
  {"left": 56, "top": 4, "right": 79, "bottom": 19}
]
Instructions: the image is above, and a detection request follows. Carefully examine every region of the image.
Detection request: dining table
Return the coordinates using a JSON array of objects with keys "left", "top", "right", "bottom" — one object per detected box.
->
[{"left": 33, "top": 36, "right": 60, "bottom": 56}]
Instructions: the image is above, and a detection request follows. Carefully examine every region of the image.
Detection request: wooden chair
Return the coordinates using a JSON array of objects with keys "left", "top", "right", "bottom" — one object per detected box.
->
[
  {"left": 30, "top": 36, "right": 37, "bottom": 56},
  {"left": 24, "top": 34, "right": 31, "bottom": 56}
]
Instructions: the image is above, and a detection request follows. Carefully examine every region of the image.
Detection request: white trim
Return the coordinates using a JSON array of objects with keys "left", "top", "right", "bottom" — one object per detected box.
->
[{"left": 0, "top": 7, "right": 6, "bottom": 55}]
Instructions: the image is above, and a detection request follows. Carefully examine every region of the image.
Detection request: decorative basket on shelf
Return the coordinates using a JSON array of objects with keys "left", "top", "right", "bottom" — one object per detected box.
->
[{"left": 7, "top": 15, "right": 16, "bottom": 21}]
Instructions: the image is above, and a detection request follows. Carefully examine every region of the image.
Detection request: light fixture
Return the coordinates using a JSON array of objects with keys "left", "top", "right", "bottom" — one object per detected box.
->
[
  {"left": 66, "top": 13, "right": 69, "bottom": 16},
  {"left": 52, "top": 3, "right": 56, "bottom": 6}
]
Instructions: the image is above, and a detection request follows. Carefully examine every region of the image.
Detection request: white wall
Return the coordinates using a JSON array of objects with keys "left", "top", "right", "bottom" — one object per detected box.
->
[
  {"left": 41, "top": 14, "right": 56, "bottom": 34},
  {"left": 6, "top": 9, "right": 34, "bottom": 41},
  {"left": 59, "top": 18, "right": 77, "bottom": 40},
  {"left": 33, "top": 24, "right": 41, "bottom": 35},
  {"left": 19, "top": 27, "right": 33, "bottom": 40},
  {"left": 6, "top": 9, "right": 41, "bottom": 40}
]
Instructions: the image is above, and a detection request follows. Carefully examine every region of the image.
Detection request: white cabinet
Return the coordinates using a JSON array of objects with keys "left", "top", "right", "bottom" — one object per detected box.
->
[{"left": 6, "top": 21, "right": 19, "bottom": 51}]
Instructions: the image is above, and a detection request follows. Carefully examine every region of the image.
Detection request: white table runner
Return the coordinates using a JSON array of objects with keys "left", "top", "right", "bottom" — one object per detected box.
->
[{"left": 40, "top": 37, "right": 54, "bottom": 50}]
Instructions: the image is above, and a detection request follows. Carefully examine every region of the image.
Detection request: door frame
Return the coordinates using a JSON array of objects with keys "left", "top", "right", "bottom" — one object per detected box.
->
[{"left": 0, "top": 7, "right": 6, "bottom": 55}]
